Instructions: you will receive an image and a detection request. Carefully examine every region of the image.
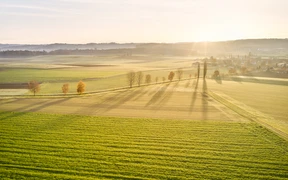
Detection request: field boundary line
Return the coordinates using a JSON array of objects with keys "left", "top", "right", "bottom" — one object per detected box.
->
[{"left": 207, "top": 91, "right": 288, "bottom": 141}]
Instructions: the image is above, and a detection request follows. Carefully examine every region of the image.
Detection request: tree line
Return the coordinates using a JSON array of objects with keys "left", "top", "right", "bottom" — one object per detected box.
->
[
  {"left": 27, "top": 62, "right": 208, "bottom": 96},
  {"left": 126, "top": 62, "right": 207, "bottom": 88},
  {"left": 27, "top": 80, "right": 86, "bottom": 96}
]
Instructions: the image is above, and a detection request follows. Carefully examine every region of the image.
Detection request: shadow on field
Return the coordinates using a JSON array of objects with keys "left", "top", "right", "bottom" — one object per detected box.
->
[
  {"left": 0, "top": 98, "right": 72, "bottom": 121},
  {"left": 103, "top": 88, "right": 145, "bottom": 112},
  {"left": 28, "top": 98, "right": 72, "bottom": 112},
  {"left": 145, "top": 84, "right": 170, "bottom": 106},
  {"left": 148, "top": 85, "right": 161, "bottom": 96},
  {"left": 190, "top": 79, "right": 199, "bottom": 114},
  {"left": 185, "top": 79, "right": 191, "bottom": 88},
  {"left": 132, "top": 87, "right": 149, "bottom": 101},
  {"left": 202, "top": 79, "right": 208, "bottom": 120},
  {"left": 214, "top": 77, "right": 222, "bottom": 84},
  {"left": 3, "top": 99, "right": 44, "bottom": 112},
  {"left": 155, "top": 81, "right": 179, "bottom": 108},
  {"left": 0, "top": 111, "right": 27, "bottom": 121},
  {"left": 89, "top": 87, "right": 145, "bottom": 113}
]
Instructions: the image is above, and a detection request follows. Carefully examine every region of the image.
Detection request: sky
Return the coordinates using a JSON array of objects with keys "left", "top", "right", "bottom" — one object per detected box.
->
[{"left": 0, "top": 0, "right": 288, "bottom": 44}]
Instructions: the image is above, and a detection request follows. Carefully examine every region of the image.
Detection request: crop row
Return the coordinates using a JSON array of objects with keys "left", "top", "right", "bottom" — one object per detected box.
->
[{"left": 0, "top": 111, "right": 287, "bottom": 179}]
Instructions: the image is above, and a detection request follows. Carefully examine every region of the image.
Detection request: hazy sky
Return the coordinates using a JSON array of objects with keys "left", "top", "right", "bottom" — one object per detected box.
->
[{"left": 0, "top": 0, "right": 287, "bottom": 44}]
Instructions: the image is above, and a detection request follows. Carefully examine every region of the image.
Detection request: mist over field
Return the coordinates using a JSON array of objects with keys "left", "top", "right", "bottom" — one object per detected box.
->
[{"left": 1, "top": 39, "right": 288, "bottom": 56}]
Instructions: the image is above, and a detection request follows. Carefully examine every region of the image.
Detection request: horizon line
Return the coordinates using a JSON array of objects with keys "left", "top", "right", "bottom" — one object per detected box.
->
[{"left": 1, "top": 38, "right": 288, "bottom": 45}]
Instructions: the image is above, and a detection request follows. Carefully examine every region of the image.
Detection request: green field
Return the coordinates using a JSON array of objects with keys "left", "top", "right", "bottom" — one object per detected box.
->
[
  {"left": 1, "top": 55, "right": 288, "bottom": 179},
  {"left": 0, "top": 55, "right": 199, "bottom": 94},
  {"left": 0, "top": 68, "right": 123, "bottom": 83},
  {"left": 207, "top": 79, "right": 288, "bottom": 136},
  {"left": 0, "top": 111, "right": 287, "bottom": 179}
]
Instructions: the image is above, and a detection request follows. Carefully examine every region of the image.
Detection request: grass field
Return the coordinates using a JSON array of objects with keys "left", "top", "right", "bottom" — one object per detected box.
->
[
  {"left": 0, "top": 68, "right": 123, "bottom": 83},
  {"left": 1, "top": 55, "right": 288, "bottom": 179},
  {"left": 0, "top": 111, "right": 287, "bottom": 179},
  {"left": 0, "top": 55, "right": 199, "bottom": 94},
  {"left": 207, "top": 79, "right": 288, "bottom": 136},
  {"left": 0, "top": 80, "right": 247, "bottom": 121}
]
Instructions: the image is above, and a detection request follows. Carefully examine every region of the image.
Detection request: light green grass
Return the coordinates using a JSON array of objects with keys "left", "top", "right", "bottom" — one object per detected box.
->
[
  {"left": 0, "top": 111, "right": 287, "bottom": 179},
  {"left": 0, "top": 68, "right": 123, "bottom": 83},
  {"left": 208, "top": 79, "right": 288, "bottom": 124},
  {"left": 38, "top": 69, "right": 199, "bottom": 94}
]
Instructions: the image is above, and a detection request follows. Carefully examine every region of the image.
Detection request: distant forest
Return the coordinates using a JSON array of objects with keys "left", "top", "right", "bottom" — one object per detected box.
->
[{"left": 1, "top": 39, "right": 288, "bottom": 57}]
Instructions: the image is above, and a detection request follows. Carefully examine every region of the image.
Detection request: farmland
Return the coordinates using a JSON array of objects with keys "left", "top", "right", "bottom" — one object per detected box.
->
[
  {"left": 0, "top": 55, "right": 288, "bottom": 179},
  {"left": 0, "top": 111, "right": 287, "bottom": 179},
  {"left": 0, "top": 55, "right": 198, "bottom": 94}
]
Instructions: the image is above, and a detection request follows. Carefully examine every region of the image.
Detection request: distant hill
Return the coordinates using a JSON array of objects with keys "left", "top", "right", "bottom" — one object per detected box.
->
[
  {"left": 136, "top": 39, "right": 288, "bottom": 56},
  {"left": 0, "top": 43, "right": 136, "bottom": 52},
  {"left": 0, "top": 39, "right": 288, "bottom": 56}
]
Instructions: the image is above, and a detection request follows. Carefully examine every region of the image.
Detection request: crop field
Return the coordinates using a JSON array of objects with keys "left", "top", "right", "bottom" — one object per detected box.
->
[
  {"left": 1, "top": 78, "right": 288, "bottom": 137},
  {"left": 0, "top": 80, "right": 248, "bottom": 122},
  {"left": 0, "top": 68, "right": 124, "bottom": 83},
  {"left": 0, "top": 55, "right": 199, "bottom": 94},
  {"left": 207, "top": 79, "right": 288, "bottom": 137},
  {"left": 1, "top": 55, "right": 288, "bottom": 179},
  {"left": 0, "top": 111, "right": 287, "bottom": 179}
]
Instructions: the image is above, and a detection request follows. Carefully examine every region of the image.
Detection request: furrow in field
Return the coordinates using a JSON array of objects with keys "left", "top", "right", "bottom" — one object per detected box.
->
[
  {"left": 1, "top": 112, "right": 287, "bottom": 179},
  {"left": 0, "top": 156, "right": 287, "bottom": 180},
  {"left": 1, "top": 144, "right": 287, "bottom": 169}
]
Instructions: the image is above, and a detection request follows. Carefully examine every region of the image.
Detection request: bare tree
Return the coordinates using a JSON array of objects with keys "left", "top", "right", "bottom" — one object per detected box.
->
[
  {"left": 28, "top": 81, "right": 40, "bottom": 96},
  {"left": 127, "top": 71, "right": 136, "bottom": 88},
  {"left": 203, "top": 61, "right": 207, "bottom": 79},
  {"left": 77, "top": 80, "right": 86, "bottom": 94},
  {"left": 168, "top": 71, "right": 175, "bottom": 82},
  {"left": 162, "top": 77, "right": 166, "bottom": 82},
  {"left": 176, "top": 68, "right": 183, "bottom": 81},
  {"left": 155, "top": 77, "right": 158, "bottom": 84},
  {"left": 136, "top": 71, "right": 143, "bottom": 87},
  {"left": 62, "top": 83, "right": 69, "bottom": 95},
  {"left": 145, "top": 74, "right": 151, "bottom": 84}
]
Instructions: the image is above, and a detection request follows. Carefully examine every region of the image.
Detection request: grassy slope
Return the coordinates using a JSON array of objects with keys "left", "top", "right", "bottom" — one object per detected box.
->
[{"left": 0, "top": 111, "right": 287, "bottom": 179}]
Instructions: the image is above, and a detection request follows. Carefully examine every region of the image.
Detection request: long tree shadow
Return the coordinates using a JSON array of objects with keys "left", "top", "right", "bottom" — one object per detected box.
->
[
  {"left": 95, "top": 88, "right": 145, "bottom": 113},
  {"left": 189, "top": 79, "right": 199, "bottom": 114},
  {"left": 145, "top": 84, "right": 170, "bottom": 107},
  {"left": 148, "top": 85, "right": 161, "bottom": 96},
  {"left": 28, "top": 98, "right": 72, "bottom": 112},
  {"left": 155, "top": 81, "right": 179, "bottom": 108},
  {"left": 214, "top": 76, "right": 222, "bottom": 84},
  {"left": 0, "top": 98, "right": 72, "bottom": 121},
  {"left": 1, "top": 99, "right": 43, "bottom": 112},
  {"left": 202, "top": 79, "right": 208, "bottom": 120},
  {"left": 133, "top": 87, "right": 149, "bottom": 101},
  {"left": 185, "top": 79, "right": 191, "bottom": 88},
  {"left": 81, "top": 89, "right": 132, "bottom": 114},
  {"left": 0, "top": 99, "right": 49, "bottom": 121}
]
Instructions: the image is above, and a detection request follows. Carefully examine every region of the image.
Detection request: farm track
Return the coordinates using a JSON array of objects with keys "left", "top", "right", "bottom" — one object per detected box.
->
[{"left": 0, "top": 112, "right": 287, "bottom": 179}]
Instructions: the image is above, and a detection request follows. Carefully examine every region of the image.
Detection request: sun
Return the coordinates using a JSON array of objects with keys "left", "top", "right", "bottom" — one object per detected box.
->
[{"left": 194, "top": 27, "right": 246, "bottom": 42}]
